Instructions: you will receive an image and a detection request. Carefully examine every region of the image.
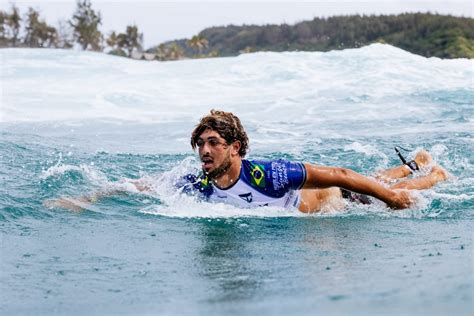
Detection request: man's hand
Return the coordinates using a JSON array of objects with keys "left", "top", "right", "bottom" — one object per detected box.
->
[{"left": 387, "top": 190, "right": 414, "bottom": 209}]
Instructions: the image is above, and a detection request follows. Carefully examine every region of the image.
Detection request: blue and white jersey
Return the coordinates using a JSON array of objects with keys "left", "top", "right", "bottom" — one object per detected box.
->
[{"left": 180, "top": 159, "right": 307, "bottom": 209}]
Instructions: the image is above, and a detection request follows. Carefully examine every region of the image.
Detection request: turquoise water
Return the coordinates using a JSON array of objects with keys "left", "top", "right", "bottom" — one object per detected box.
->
[{"left": 1, "top": 45, "right": 473, "bottom": 315}]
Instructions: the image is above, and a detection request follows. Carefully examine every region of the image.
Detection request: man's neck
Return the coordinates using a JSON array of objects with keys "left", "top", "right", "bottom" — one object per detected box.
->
[{"left": 211, "top": 158, "right": 242, "bottom": 189}]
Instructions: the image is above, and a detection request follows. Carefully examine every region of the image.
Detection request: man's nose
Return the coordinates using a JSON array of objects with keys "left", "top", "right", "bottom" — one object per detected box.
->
[{"left": 200, "top": 142, "right": 211, "bottom": 154}]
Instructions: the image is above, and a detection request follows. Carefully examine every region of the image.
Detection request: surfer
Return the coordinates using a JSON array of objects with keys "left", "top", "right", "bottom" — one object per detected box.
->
[
  {"left": 178, "top": 110, "right": 448, "bottom": 212},
  {"left": 45, "top": 109, "right": 449, "bottom": 213}
]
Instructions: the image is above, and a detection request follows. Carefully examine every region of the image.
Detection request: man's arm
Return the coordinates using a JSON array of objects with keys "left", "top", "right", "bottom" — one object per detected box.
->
[
  {"left": 303, "top": 163, "right": 413, "bottom": 209},
  {"left": 43, "top": 179, "right": 152, "bottom": 212}
]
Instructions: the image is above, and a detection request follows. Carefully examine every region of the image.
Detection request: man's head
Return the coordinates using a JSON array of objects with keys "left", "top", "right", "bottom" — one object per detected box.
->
[{"left": 191, "top": 110, "right": 249, "bottom": 179}]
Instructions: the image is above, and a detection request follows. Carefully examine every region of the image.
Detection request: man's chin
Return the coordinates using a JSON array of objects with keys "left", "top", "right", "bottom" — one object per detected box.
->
[
  {"left": 202, "top": 156, "right": 232, "bottom": 180},
  {"left": 205, "top": 166, "right": 227, "bottom": 179}
]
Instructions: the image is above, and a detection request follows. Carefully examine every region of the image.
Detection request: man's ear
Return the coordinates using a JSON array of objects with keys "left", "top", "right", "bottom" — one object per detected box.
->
[{"left": 231, "top": 140, "right": 241, "bottom": 156}]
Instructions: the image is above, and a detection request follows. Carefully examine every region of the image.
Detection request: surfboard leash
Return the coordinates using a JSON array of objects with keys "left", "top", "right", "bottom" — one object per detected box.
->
[{"left": 394, "top": 146, "right": 419, "bottom": 172}]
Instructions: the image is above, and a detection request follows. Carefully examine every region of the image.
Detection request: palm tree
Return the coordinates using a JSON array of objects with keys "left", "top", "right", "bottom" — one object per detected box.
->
[
  {"left": 123, "top": 25, "right": 143, "bottom": 57},
  {"left": 168, "top": 43, "right": 184, "bottom": 60},
  {"left": 155, "top": 43, "right": 167, "bottom": 60},
  {"left": 106, "top": 31, "right": 118, "bottom": 48},
  {"left": 0, "top": 11, "right": 7, "bottom": 45},
  {"left": 69, "top": 0, "right": 103, "bottom": 51},
  {"left": 24, "top": 7, "right": 58, "bottom": 48},
  {"left": 6, "top": 5, "right": 21, "bottom": 46},
  {"left": 186, "top": 35, "right": 208, "bottom": 55}
]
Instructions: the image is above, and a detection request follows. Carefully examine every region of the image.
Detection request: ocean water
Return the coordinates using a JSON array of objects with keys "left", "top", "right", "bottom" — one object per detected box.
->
[{"left": 1, "top": 44, "right": 473, "bottom": 315}]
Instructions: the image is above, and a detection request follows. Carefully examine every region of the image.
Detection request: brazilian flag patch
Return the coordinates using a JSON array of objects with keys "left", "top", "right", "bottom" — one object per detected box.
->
[{"left": 250, "top": 163, "right": 266, "bottom": 188}]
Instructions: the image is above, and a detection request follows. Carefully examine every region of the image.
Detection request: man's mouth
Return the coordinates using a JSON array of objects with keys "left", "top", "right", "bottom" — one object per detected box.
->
[{"left": 201, "top": 156, "right": 214, "bottom": 170}]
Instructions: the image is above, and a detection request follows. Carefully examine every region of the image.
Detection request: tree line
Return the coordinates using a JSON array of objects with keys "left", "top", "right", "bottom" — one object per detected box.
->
[
  {"left": 0, "top": 0, "right": 215, "bottom": 60},
  {"left": 0, "top": 0, "right": 144, "bottom": 58},
  {"left": 185, "top": 13, "right": 473, "bottom": 59},
  {"left": 1, "top": 1, "right": 473, "bottom": 60},
  {"left": 149, "top": 13, "right": 473, "bottom": 59}
]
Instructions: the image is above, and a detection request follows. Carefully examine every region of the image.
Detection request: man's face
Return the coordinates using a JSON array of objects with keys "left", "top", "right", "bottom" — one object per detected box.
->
[{"left": 197, "top": 129, "right": 233, "bottom": 179}]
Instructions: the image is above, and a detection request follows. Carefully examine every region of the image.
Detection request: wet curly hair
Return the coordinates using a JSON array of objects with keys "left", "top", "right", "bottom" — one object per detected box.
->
[{"left": 191, "top": 109, "right": 249, "bottom": 157}]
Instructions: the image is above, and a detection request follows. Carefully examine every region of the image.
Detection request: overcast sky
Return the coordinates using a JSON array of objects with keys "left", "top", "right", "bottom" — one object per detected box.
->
[{"left": 1, "top": 0, "right": 472, "bottom": 48}]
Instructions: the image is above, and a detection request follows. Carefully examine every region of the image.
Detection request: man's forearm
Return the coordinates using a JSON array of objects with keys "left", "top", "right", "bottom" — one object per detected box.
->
[
  {"left": 335, "top": 168, "right": 397, "bottom": 204},
  {"left": 304, "top": 164, "right": 398, "bottom": 205}
]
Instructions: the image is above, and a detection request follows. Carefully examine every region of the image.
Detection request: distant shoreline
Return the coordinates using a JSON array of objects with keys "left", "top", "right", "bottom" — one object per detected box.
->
[
  {"left": 149, "top": 13, "right": 473, "bottom": 60},
  {"left": 1, "top": 7, "right": 472, "bottom": 60}
]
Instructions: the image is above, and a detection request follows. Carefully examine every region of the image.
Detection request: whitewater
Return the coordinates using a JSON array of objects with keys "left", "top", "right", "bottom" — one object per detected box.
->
[{"left": 1, "top": 44, "right": 473, "bottom": 315}]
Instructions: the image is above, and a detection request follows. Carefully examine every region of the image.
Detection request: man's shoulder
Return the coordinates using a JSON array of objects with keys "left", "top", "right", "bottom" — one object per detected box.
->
[
  {"left": 242, "top": 158, "right": 305, "bottom": 173},
  {"left": 241, "top": 158, "right": 306, "bottom": 193}
]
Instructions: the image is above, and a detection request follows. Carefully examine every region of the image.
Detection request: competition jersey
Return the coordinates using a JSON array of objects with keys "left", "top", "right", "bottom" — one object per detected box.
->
[{"left": 179, "top": 159, "right": 307, "bottom": 209}]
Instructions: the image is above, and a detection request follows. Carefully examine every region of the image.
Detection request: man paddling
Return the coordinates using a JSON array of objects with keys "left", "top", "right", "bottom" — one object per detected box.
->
[
  {"left": 45, "top": 109, "right": 449, "bottom": 212},
  {"left": 178, "top": 110, "right": 448, "bottom": 213}
]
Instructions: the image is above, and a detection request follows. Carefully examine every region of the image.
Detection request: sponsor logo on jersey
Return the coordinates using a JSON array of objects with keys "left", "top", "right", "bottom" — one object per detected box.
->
[
  {"left": 271, "top": 162, "right": 289, "bottom": 191},
  {"left": 238, "top": 192, "right": 253, "bottom": 203}
]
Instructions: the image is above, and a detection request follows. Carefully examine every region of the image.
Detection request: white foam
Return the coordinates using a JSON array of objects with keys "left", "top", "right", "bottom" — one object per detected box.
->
[
  {"left": 2, "top": 44, "right": 472, "bottom": 125},
  {"left": 139, "top": 201, "right": 302, "bottom": 219},
  {"left": 343, "top": 142, "right": 389, "bottom": 166},
  {"left": 344, "top": 142, "right": 381, "bottom": 156},
  {"left": 40, "top": 164, "right": 81, "bottom": 179},
  {"left": 430, "top": 144, "right": 449, "bottom": 158},
  {"left": 429, "top": 192, "right": 473, "bottom": 201},
  {"left": 40, "top": 163, "right": 108, "bottom": 187}
]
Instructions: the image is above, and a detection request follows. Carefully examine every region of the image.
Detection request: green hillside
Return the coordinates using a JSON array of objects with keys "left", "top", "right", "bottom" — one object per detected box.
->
[{"left": 154, "top": 13, "right": 473, "bottom": 59}]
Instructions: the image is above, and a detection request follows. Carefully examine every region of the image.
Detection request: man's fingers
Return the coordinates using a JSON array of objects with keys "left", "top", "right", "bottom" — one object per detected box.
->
[{"left": 392, "top": 190, "right": 415, "bottom": 209}]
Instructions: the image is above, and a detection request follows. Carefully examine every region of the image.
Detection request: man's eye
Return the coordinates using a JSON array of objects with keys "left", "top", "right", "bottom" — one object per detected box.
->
[
  {"left": 209, "top": 140, "right": 218, "bottom": 146},
  {"left": 196, "top": 140, "right": 204, "bottom": 147}
]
